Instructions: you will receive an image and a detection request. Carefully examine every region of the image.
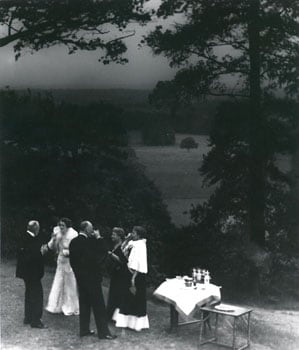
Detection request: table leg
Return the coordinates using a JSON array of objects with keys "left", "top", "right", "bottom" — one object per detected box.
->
[
  {"left": 198, "top": 309, "right": 204, "bottom": 348},
  {"left": 232, "top": 317, "right": 236, "bottom": 350},
  {"left": 170, "top": 304, "right": 178, "bottom": 333},
  {"left": 203, "top": 311, "right": 211, "bottom": 333},
  {"left": 215, "top": 313, "right": 219, "bottom": 342},
  {"left": 247, "top": 312, "right": 251, "bottom": 348}
]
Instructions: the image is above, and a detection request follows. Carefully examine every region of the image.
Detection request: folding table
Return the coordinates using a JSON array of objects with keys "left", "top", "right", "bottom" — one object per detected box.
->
[{"left": 153, "top": 278, "right": 221, "bottom": 332}]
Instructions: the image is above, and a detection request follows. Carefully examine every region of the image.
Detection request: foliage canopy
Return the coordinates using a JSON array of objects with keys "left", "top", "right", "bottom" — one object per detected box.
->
[
  {"left": 0, "top": 0, "right": 150, "bottom": 63},
  {"left": 1, "top": 89, "right": 172, "bottom": 284},
  {"left": 146, "top": 0, "right": 299, "bottom": 247}
]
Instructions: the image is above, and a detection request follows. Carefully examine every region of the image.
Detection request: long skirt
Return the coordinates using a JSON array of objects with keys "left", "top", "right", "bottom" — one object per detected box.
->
[
  {"left": 113, "top": 273, "right": 149, "bottom": 331},
  {"left": 46, "top": 255, "right": 79, "bottom": 316}
]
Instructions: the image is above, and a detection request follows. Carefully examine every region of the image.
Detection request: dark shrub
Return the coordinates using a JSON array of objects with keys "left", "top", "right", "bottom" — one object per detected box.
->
[
  {"left": 180, "top": 136, "right": 198, "bottom": 151},
  {"left": 0, "top": 89, "right": 174, "bottom": 285},
  {"left": 187, "top": 99, "right": 299, "bottom": 295},
  {"left": 141, "top": 113, "right": 175, "bottom": 146},
  {"left": 142, "top": 125, "right": 175, "bottom": 146}
]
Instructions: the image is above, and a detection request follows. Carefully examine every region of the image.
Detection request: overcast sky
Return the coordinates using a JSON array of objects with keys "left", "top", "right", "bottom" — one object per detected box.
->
[{"left": 0, "top": 1, "right": 178, "bottom": 90}]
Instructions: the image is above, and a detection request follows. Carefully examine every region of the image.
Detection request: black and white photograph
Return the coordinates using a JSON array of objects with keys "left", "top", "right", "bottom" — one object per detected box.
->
[{"left": 1, "top": 1, "right": 299, "bottom": 349}]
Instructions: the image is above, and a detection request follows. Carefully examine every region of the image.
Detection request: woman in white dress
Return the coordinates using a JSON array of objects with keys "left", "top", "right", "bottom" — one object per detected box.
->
[
  {"left": 45, "top": 218, "right": 79, "bottom": 316},
  {"left": 113, "top": 226, "right": 149, "bottom": 331}
]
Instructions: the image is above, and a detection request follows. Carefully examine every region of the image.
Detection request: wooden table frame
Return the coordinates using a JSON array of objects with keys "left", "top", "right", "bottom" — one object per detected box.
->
[
  {"left": 169, "top": 304, "right": 203, "bottom": 332},
  {"left": 198, "top": 305, "right": 253, "bottom": 350}
]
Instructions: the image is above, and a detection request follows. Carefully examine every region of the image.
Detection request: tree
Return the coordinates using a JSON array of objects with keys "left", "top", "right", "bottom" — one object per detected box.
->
[
  {"left": 0, "top": 0, "right": 150, "bottom": 63},
  {"left": 180, "top": 136, "right": 198, "bottom": 151},
  {"left": 146, "top": 0, "right": 299, "bottom": 247},
  {"left": 148, "top": 80, "right": 181, "bottom": 119},
  {"left": 191, "top": 99, "right": 298, "bottom": 294},
  {"left": 141, "top": 111, "right": 176, "bottom": 146},
  {"left": 1, "top": 89, "right": 173, "bottom": 284}
]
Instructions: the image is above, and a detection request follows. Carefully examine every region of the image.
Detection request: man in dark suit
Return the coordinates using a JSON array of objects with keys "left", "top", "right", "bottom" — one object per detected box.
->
[
  {"left": 69, "top": 220, "right": 116, "bottom": 340},
  {"left": 16, "top": 220, "right": 47, "bottom": 328}
]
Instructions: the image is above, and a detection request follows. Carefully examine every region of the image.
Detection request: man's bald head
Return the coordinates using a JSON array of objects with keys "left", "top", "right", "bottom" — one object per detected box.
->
[
  {"left": 80, "top": 221, "right": 93, "bottom": 237},
  {"left": 27, "top": 220, "right": 40, "bottom": 236}
]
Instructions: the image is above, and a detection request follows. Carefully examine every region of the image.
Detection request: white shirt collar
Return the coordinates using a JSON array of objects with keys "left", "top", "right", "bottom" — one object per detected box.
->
[
  {"left": 27, "top": 230, "right": 35, "bottom": 237},
  {"left": 79, "top": 232, "right": 87, "bottom": 238}
]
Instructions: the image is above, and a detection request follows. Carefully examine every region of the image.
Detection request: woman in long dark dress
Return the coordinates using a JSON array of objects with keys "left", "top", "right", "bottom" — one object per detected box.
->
[
  {"left": 106, "top": 227, "right": 130, "bottom": 321},
  {"left": 113, "top": 226, "right": 149, "bottom": 332}
]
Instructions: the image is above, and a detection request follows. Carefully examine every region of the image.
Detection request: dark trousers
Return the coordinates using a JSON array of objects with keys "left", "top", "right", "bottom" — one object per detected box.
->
[
  {"left": 77, "top": 278, "right": 110, "bottom": 337},
  {"left": 24, "top": 279, "right": 43, "bottom": 325}
]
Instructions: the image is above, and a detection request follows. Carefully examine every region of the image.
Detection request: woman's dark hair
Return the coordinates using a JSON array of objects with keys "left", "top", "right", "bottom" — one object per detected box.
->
[
  {"left": 112, "top": 227, "right": 125, "bottom": 241},
  {"left": 133, "top": 226, "right": 147, "bottom": 239},
  {"left": 59, "top": 217, "right": 72, "bottom": 228}
]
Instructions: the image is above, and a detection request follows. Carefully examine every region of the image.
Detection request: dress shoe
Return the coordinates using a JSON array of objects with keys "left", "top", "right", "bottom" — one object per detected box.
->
[
  {"left": 98, "top": 334, "right": 117, "bottom": 340},
  {"left": 31, "top": 321, "right": 47, "bottom": 329},
  {"left": 80, "top": 330, "right": 95, "bottom": 337}
]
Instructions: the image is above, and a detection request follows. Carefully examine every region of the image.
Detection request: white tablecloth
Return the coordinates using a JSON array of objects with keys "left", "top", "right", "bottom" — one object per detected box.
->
[{"left": 153, "top": 279, "right": 221, "bottom": 317}]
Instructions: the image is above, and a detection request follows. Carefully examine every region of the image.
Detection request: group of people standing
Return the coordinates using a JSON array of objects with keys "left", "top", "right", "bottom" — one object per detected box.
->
[{"left": 16, "top": 218, "right": 149, "bottom": 341}]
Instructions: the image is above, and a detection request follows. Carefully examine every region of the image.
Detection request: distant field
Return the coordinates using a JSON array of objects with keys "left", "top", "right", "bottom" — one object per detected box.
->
[
  {"left": 133, "top": 134, "right": 215, "bottom": 227},
  {"left": 133, "top": 134, "right": 292, "bottom": 227}
]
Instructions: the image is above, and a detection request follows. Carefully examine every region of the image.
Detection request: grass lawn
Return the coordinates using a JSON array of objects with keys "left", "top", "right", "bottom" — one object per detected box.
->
[
  {"left": 1, "top": 260, "right": 299, "bottom": 350},
  {"left": 133, "top": 134, "right": 292, "bottom": 227},
  {"left": 133, "top": 134, "right": 215, "bottom": 227}
]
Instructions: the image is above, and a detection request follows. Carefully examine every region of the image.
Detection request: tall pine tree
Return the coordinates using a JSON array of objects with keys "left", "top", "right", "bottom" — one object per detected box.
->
[{"left": 146, "top": 0, "right": 299, "bottom": 247}]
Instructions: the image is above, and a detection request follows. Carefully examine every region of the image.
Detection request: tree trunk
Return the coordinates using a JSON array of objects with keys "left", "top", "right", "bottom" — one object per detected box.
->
[
  {"left": 248, "top": 0, "right": 266, "bottom": 247},
  {"left": 289, "top": 127, "right": 299, "bottom": 249}
]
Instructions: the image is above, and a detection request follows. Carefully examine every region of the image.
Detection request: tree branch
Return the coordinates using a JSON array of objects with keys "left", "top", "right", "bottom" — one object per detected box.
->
[
  {"left": 205, "top": 91, "right": 249, "bottom": 98},
  {"left": 105, "top": 30, "right": 136, "bottom": 44},
  {"left": 0, "top": 29, "right": 26, "bottom": 47}
]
